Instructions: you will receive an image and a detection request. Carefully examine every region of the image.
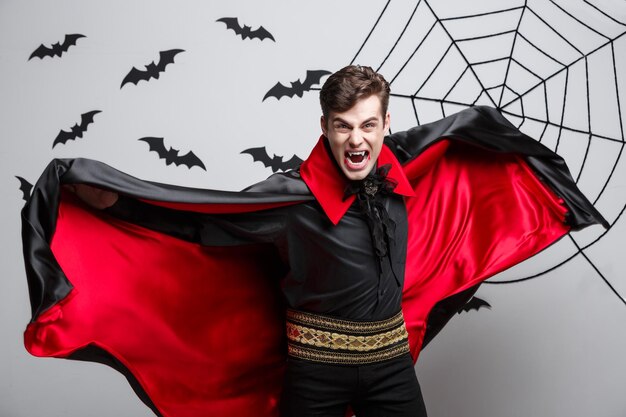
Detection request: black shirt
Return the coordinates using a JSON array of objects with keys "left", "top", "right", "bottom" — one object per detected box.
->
[{"left": 207, "top": 188, "right": 409, "bottom": 321}]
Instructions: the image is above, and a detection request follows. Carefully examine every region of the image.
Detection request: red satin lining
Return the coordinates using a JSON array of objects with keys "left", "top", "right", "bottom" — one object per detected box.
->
[
  {"left": 138, "top": 199, "right": 299, "bottom": 214},
  {"left": 27, "top": 193, "right": 286, "bottom": 417},
  {"left": 402, "top": 143, "right": 569, "bottom": 360},
  {"left": 403, "top": 140, "right": 450, "bottom": 180}
]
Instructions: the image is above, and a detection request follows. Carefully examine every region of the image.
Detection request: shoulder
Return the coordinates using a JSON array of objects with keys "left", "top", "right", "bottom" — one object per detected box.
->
[{"left": 242, "top": 168, "right": 311, "bottom": 195}]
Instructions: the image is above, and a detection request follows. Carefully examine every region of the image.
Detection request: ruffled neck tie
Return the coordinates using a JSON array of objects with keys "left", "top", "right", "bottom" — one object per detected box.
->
[
  {"left": 343, "top": 164, "right": 401, "bottom": 307},
  {"left": 343, "top": 164, "right": 397, "bottom": 258}
]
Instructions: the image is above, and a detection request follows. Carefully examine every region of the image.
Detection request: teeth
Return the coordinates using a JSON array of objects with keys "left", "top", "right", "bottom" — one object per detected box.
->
[{"left": 347, "top": 151, "right": 366, "bottom": 156}]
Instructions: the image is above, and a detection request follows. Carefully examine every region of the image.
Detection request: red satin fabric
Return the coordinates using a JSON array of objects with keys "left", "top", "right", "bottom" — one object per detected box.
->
[
  {"left": 25, "top": 192, "right": 287, "bottom": 417},
  {"left": 24, "top": 140, "right": 570, "bottom": 416},
  {"left": 402, "top": 142, "right": 569, "bottom": 359}
]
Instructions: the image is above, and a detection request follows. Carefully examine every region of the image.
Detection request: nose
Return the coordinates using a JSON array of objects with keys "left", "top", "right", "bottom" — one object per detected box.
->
[{"left": 348, "top": 130, "right": 364, "bottom": 148}]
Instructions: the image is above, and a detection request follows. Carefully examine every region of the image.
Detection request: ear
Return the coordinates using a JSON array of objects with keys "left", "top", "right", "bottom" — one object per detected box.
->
[
  {"left": 320, "top": 115, "right": 328, "bottom": 136},
  {"left": 384, "top": 112, "right": 391, "bottom": 135}
]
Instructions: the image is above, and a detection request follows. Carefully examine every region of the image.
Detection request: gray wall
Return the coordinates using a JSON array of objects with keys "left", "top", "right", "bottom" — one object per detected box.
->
[{"left": 1, "top": 1, "right": 625, "bottom": 416}]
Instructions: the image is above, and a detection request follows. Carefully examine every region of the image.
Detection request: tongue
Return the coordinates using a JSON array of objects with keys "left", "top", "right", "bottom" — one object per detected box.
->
[{"left": 349, "top": 154, "right": 365, "bottom": 163}]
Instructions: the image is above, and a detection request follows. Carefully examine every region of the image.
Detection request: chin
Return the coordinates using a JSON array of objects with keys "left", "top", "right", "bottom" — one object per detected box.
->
[{"left": 341, "top": 164, "right": 373, "bottom": 181}]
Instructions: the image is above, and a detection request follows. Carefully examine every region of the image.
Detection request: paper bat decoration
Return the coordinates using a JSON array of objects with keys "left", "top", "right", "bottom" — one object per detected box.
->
[
  {"left": 216, "top": 17, "right": 275, "bottom": 42},
  {"left": 121, "top": 49, "right": 184, "bottom": 88},
  {"left": 458, "top": 296, "right": 492, "bottom": 314},
  {"left": 139, "top": 137, "right": 206, "bottom": 170},
  {"left": 52, "top": 110, "right": 101, "bottom": 148},
  {"left": 241, "top": 147, "right": 303, "bottom": 172},
  {"left": 15, "top": 176, "right": 33, "bottom": 202},
  {"left": 28, "top": 34, "right": 85, "bottom": 60},
  {"left": 263, "top": 70, "right": 331, "bottom": 101}
]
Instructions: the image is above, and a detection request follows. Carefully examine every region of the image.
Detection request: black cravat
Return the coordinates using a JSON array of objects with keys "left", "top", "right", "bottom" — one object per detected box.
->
[
  {"left": 343, "top": 164, "right": 397, "bottom": 257},
  {"left": 343, "top": 164, "right": 400, "bottom": 306}
]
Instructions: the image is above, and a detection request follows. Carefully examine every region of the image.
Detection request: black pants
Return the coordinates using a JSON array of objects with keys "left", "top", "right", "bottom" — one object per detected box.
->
[{"left": 280, "top": 353, "right": 427, "bottom": 417}]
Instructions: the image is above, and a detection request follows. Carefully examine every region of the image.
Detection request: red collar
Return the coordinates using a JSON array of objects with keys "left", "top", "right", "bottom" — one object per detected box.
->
[{"left": 300, "top": 135, "right": 415, "bottom": 225}]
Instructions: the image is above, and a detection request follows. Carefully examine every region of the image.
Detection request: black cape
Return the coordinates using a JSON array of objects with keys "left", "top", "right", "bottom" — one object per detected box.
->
[{"left": 21, "top": 106, "right": 607, "bottom": 417}]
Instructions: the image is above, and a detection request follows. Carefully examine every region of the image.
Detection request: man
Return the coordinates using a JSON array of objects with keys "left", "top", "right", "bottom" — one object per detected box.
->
[
  {"left": 278, "top": 65, "right": 427, "bottom": 415},
  {"left": 21, "top": 65, "right": 606, "bottom": 417}
]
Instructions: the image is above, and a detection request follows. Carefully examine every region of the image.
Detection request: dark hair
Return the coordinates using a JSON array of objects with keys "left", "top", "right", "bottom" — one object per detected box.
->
[{"left": 319, "top": 65, "right": 390, "bottom": 124}]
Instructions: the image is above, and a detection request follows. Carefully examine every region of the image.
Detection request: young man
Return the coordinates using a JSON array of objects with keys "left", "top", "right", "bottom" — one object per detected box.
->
[
  {"left": 21, "top": 66, "right": 606, "bottom": 417},
  {"left": 278, "top": 66, "right": 427, "bottom": 416}
]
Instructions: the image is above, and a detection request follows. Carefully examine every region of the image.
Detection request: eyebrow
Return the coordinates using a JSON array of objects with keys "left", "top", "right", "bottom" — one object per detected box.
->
[
  {"left": 332, "top": 116, "right": 379, "bottom": 126},
  {"left": 361, "top": 117, "right": 379, "bottom": 125}
]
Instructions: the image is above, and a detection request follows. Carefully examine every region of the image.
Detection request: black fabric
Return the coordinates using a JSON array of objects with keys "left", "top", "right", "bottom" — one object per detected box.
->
[
  {"left": 268, "top": 194, "right": 407, "bottom": 320},
  {"left": 385, "top": 106, "right": 608, "bottom": 230},
  {"left": 422, "top": 284, "right": 480, "bottom": 349},
  {"left": 343, "top": 164, "right": 398, "bottom": 259},
  {"left": 107, "top": 189, "right": 408, "bottom": 321},
  {"left": 69, "top": 344, "right": 163, "bottom": 417},
  {"left": 280, "top": 354, "right": 428, "bottom": 417},
  {"left": 21, "top": 157, "right": 313, "bottom": 320}
]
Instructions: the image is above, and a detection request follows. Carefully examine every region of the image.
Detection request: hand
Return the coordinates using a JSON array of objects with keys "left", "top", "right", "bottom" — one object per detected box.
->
[{"left": 65, "top": 184, "right": 119, "bottom": 209}]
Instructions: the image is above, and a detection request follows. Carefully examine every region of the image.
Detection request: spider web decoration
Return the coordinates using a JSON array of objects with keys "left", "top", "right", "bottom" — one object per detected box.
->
[{"left": 350, "top": 0, "right": 626, "bottom": 306}]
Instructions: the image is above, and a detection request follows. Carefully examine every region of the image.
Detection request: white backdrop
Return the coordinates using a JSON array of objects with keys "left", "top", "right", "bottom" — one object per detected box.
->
[{"left": 1, "top": 1, "right": 625, "bottom": 416}]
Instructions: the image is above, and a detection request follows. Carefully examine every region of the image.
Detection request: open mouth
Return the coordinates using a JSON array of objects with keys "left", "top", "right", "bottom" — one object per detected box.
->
[{"left": 344, "top": 150, "right": 370, "bottom": 169}]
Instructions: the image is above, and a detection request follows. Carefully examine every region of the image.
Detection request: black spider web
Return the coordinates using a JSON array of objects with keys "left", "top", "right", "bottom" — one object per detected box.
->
[{"left": 350, "top": 0, "right": 626, "bottom": 306}]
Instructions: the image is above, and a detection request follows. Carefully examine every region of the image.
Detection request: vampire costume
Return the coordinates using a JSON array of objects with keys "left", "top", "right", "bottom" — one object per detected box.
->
[{"left": 21, "top": 106, "right": 607, "bottom": 417}]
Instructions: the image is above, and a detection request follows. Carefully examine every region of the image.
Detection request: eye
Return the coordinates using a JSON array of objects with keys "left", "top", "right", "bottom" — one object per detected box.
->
[{"left": 335, "top": 123, "right": 350, "bottom": 132}]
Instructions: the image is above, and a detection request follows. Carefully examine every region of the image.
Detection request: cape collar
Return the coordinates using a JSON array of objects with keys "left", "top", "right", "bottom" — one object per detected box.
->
[{"left": 300, "top": 135, "right": 415, "bottom": 225}]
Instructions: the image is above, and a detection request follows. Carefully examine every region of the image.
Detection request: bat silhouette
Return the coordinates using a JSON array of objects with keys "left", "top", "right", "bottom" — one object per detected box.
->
[
  {"left": 458, "top": 296, "right": 492, "bottom": 314},
  {"left": 29, "top": 34, "right": 86, "bottom": 60},
  {"left": 121, "top": 49, "right": 184, "bottom": 88},
  {"left": 53, "top": 110, "right": 101, "bottom": 148},
  {"left": 241, "top": 147, "right": 303, "bottom": 172},
  {"left": 139, "top": 137, "right": 206, "bottom": 170},
  {"left": 216, "top": 17, "right": 275, "bottom": 42},
  {"left": 263, "top": 70, "right": 331, "bottom": 101},
  {"left": 16, "top": 176, "right": 33, "bottom": 202}
]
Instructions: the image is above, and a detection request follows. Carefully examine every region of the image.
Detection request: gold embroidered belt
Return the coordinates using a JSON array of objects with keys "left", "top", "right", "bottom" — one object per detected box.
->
[{"left": 286, "top": 309, "right": 410, "bottom": 365}]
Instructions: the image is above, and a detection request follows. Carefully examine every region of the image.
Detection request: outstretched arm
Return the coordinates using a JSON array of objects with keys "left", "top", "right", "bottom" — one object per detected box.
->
[{"left": 65, "top": 183, "right": 119, "bottom": 209}]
